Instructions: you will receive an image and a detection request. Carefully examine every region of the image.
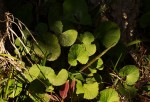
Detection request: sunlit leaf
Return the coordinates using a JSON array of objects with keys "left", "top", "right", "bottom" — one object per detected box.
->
[
  {"left": 84, "top": 44, "right": 96, "bottom": 56},
  {"left": 60, "top": 29, "right": 78, "bottom": 46},
  {"left": 119, "top": 65, "right": 139, "bottom": 85},
  {"left": 8, "top": 80, "right": 22, "bottom": 98},
  {"left": 76, "top": 80, "right": 99, "bottom": 99},
  {"left": 96, "top": 58, "right": 104, "bottom": 70},
  {"left": 99, "top": 88, "right": 119, "bottom": 102},
  {"left": 94, "top": 21, "right": 120, "bottom": 48},
  {"left": 47, "top": 69, "right": 68, "bottom": 86},
  {"left": 68, "top": 44, "right": 89, "bottom": 66},
  {"left": 24, "top": 64, "right": 40, "bottom": 82},
  {"left": 79, "top": 32, "right": 94, "bottom": 44},
  {"left": 79, "top": 32, "right": 96, "bottom": 56}
]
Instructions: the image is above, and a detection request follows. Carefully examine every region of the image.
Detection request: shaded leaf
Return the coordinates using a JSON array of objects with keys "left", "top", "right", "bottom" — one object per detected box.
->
[
  {"left": 94, "top": 21, "right": 120, "bottom": 48},
  {"left": 28, "top": 79, "right": 46, "bottom": 93},
  {"left": 63, "top": 0, "right": 92, "bottom": 25},
  {"left": 35, "top": 23, "right": 48, "bottom": 34},
  {"left": 34, "top": 34, "right": 61, "bottom": 61},
  {"left": 50, "top": 21, "right": 63, "bottom": 35}
]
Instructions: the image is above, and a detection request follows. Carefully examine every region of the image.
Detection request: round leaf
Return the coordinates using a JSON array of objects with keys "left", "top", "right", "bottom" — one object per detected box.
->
[
  {"left": 76, "top": 80, "right": 99, "bottom": 100},
  {"left": 119, "top": 65, "right": 139, "bottom": 85},
  {"left": 24, "top": 64, "right": 40, "bottom": 82},
  {"left": 79, "top": 32, "right": 94, "bottom": 44},
  {"left": 83, "top": 82, "right": 99, "bottom": 99},
  {"left": 47, "top": 69, "right": 68, "bottom": 86},
  {"left": 84, "top": 44, "right": 96, "bottom": 56},
  {"left": 99, "top": 88, "right": 119, "bottom": 102},
  {"left": 68, "top": 44, "right": 89, "bottom": 66},
  {"left": 34, "top": 34, "right": 61, "bottom": 61},
  {"left": 60, "top": 29, "right": 78, "bottom": 46},
  {"left": 95, "top": 21, "right": 120, "bottom": 48}
]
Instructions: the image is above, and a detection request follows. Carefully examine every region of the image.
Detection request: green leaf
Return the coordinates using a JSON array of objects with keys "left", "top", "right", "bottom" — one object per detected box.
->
[
  {"left": 60, "top": 29, "right": 78, "bottom": 46},
  {"left": 79, "top": 32, "right": 94, "bottom": 44},
  {"left": 99, "top": 88, "right": 119, "bottom": 102},
  {"left": 118, "top": 83, "right": 137, "bottom": 99},
  {"left": 76, "top": 80, "right": 85, "bottom": 94},
  {"left": 24, "top": 64, "right": 40, "bottom": 82},
  {"left": 37, "top": 65, "right": 54, "bottom": 79},
  {"left": 89, "top": 58, "right": 104, "bottom": 74},
  {"left": 50, "top": 21, "right": 63, "bottom": 35},
  {"left": 28, "top": 79, "right": 46, "bottom": 93},
  {"left": 47, "top": 69, "right": 68, "bottom": 86},
  {"left": 8, "top": 80, "right": 22, "bottom": 98},
  {"left": 34, "top": 34, "right": 61, "bottom": 61},
  {"left": 96, "top": 58, "right": 104, "bottom": 70},
  {"left": 68, "top": 44, "right": 89, "bottom": 66},
  {"left": 95, "top": 21, "right": 120, "bottom": 48},
  {"left": 79, "top": 32, "right": 96, "bottom": 56},
  {"left": 63, "top": 0, "right": 92, "bottom": 25},
  {"left": 119, "top": 65, "right": 139, "bottom": 85},
  {"left": 84, "top": 44, "right": 96, "bottom": 56},
  {"left": 35, "top": 23, "right": 48, "bottom": 34},
  {"left": 76, "top": 80, "right": 99, "bottom": 100}
]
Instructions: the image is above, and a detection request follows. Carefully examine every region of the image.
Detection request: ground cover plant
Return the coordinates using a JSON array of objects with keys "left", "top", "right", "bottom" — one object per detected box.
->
[{"left": 0, "top": 0, "right": 150, "bottom": 102}]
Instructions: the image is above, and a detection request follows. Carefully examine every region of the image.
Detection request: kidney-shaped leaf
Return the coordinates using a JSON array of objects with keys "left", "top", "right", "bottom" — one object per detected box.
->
[
  {"left": 47, "top": 69, "right": 68, "bottom": 86},
  {"left": 119, "top": 65, "right": 139, "bottom": 85},
  {"left": 68, "top": 44, "right": 89, "bottom": 66},
  {"left": 99, "top": 88, "right": 119, "bottom": 102},
  {"left": 95, "top": 21, "right": 120, "bottom": 48},
  {"left": 60, "top": 29, "right": 78, "bottom": 46},
  {"left": 34, "top": 34, "right": 61, "bottom": 61},
  {"left": 24, "top": 64, "right": 40, "bottom": 82},
  {"left": 76, "top": 80, "right": 99, "bottom": 100}
]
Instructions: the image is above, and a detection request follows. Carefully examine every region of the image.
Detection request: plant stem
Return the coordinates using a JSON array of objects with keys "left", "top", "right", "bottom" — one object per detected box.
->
[{"left": 80, "top": 43, "right": 115, "bottom": 72}]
